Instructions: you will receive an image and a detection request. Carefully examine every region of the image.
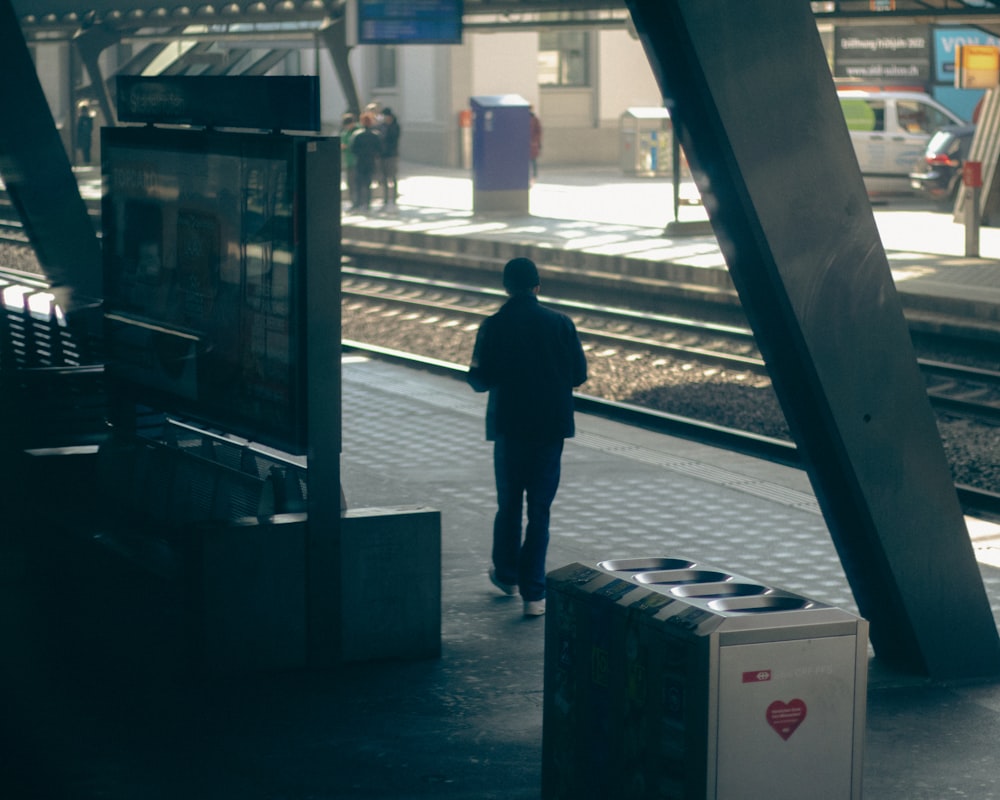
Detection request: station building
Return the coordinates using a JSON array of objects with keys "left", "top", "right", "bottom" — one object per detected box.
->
[
  {"left": 25, "top": 7, "right": 1000, "bottom": 175},
  {"left": 28, "top": 10, "right": 667, "bottom": 169}
]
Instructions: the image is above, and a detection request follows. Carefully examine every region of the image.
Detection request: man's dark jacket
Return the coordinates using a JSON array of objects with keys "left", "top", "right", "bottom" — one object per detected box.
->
[
  {"left": 351, "top": 127, "right": 381, "bottom": 172},
  {"left": 467, "top": 293, "right": 587, "bottom": 441},
  {"left": 381, "top": 118, "right": 401, "bottom": 158}
]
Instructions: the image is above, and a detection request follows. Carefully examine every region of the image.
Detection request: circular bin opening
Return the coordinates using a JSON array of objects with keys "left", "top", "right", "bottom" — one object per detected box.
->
[
  {"left": 598, "top": 557, "right": 695, "bottom": 573},
  {"left": 708, "top": 595, "right": 812, "bottom": 613},
  {"left": 670, "top": 582, "right": 767, "bottom": 599},
  {"left": 634, "top": 569, "right": 730, "bottom": 586}
]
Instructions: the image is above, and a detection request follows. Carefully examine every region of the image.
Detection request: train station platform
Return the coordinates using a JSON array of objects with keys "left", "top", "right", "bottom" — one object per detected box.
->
[
  {"left": 71, "top": 159, "right": 1000, "bottom": 325},
  {"left": 343, "top": 162, "right": 1000, "bottom": 332},
  {"left": 4, "top": 351, "right": 1000, "bottom": 799},
  {"left": 4, "top": 163, "right": 1000, "bottom": 798}
]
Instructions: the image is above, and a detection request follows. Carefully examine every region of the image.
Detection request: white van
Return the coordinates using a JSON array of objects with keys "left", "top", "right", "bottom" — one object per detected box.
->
[{"left": 838, "top": 90, "right": 965, "bottom": 194}]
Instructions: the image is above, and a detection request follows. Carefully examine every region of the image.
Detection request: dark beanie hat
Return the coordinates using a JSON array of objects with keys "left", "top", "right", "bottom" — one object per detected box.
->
[{"left": 503, "top": 257, "right": 540, "bottom": 291}]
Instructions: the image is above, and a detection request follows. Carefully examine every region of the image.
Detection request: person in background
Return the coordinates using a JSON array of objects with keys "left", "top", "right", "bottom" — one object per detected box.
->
[
  {"left": 76, "top": 101, "right": 95, "bottom": 165},
  {"left": 467, "top": 257, "right": 588, "bottom": 617},
  {"left": 380, "top": 107, "right": 401, "bottom": 209},
  {"left": 529, "top": 105, "right": 543, "bottom": 181},
  {"left": 364, "top": 101, "right": 384, "bottom": 194},
  {"left": 350, "top": 112, "right": 382, "bottom": 212},
  {"left": 339, "top": 112, "right": 359, "bottom": 209}
]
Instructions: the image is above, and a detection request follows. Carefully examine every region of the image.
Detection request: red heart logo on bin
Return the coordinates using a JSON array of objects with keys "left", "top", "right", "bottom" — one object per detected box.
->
[{"left": 766, "top": 699, "right": 807, "bottom": 741}]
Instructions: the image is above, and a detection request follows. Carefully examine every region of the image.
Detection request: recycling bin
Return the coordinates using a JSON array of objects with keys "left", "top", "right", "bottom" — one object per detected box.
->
[
  {"left": 470, "top": 94, "right": 530, "bottom": 214},
  {"left": 542, "top": 558, "right": 867, "bottom": 799},
  {"left": 620, "top": 107, "right": 673, "bottom": 176}
]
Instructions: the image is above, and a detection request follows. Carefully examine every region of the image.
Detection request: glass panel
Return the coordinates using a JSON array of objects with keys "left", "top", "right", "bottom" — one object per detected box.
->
[
  {"left": 538, "top": 31, "right": 589, "bottom": 87},
  {"left": 375, "top": 45, "right": 397, "bottom": 89}
]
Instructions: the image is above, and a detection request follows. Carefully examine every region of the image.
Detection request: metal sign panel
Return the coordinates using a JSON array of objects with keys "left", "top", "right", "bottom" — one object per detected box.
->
[
  {"left": 353, "top": 0, "right": 463, "bottom": 45},
  {"left": 834, "top": 25, "right": 931, "bottom": 82},
  {"left": 116, "top": 75, "right": 321, "bottom": 132}
]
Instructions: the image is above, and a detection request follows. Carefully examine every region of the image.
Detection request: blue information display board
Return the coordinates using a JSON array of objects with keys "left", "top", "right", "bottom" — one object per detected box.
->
[{"left": 357, "top": 0, "right": 463, "bottom": 45}]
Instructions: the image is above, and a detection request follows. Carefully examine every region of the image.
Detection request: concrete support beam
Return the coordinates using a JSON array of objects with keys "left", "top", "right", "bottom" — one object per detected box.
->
[
  {"left": 625, "top": 0, "right": 1000, "bottom": 679},
  {"left": 73, "top": 22, "right": 120, "bottom": 129},
  {"left": 318, "top": 17, "right": 361, "bottom": 117},
  {"left": 0, "top": 0, "right": 102, "bottom": 309}
]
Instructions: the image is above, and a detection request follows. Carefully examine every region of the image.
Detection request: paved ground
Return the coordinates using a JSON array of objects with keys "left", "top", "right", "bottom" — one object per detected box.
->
[
  {"left": 391, "top": 162, "right": 1000, "bottom": 259},
  {"left": 343, "top": 163, "right": 1000, "bottom": 324},
  {"left": 3, "top": 358, "right": 1000, "bottom": 799},
  {"left": 3, "top": 161, "right": 1000, "bottom": 799}
]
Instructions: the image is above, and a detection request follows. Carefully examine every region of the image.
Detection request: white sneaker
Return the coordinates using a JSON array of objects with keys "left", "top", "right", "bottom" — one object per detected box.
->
[
  {"left": 523, "top": 599, "right": 546, "bottom": 617},
  {"left": 488, "top": 567, "right": 517, "bottom": 596}
]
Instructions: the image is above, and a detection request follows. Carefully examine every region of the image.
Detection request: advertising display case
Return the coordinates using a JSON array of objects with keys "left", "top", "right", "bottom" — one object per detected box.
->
[{"left": 102, "top": 126, "right": 338, "bottom": 455}]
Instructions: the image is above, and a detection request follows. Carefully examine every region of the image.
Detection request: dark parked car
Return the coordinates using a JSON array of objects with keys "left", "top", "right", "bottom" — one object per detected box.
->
[{"left": 909, "top": 124, "right": 976, "bottom": 207}]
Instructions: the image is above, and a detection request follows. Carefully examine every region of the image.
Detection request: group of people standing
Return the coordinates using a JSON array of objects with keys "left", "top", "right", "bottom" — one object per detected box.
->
[{"left": 340, "top": 104, "right": 401, "bottom": 211}]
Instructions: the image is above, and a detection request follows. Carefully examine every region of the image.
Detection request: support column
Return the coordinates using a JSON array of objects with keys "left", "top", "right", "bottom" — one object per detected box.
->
[
  {"left": 0, "top": 0, "right": 102, "bottom": 309},
  {"left": 73, "top": 23, "right": 121, "bottom": 130},
  {"left": 318, "top": 17, "right": 361, "bottom": 116},
  {"left": 625, "top": 0, "right": 1000, "bottom": 679}
]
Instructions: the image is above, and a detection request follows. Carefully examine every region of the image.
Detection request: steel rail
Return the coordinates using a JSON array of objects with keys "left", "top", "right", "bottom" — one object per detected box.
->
[
  {"left": 344, "top": 265, "right": 754, "bottom": 338},
  {"left": 345, "top": 268, "right": 1000, "bottom": 408}
]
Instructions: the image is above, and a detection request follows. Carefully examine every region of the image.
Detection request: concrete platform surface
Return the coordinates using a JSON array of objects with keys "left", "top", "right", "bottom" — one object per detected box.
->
[
  {"left": 398, "top": 164, "right": 1000, "bottom": 293},
  {"left": 4, "top": 356, "right": 1000, "bottom": 799}
]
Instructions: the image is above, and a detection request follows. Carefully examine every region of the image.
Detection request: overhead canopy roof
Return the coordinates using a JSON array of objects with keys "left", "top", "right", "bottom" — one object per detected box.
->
[{"left": 13, "top": 0, "right": 1000, "bottom": 38}]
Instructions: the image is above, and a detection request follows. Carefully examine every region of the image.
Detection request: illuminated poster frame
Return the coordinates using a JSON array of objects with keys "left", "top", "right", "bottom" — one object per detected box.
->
[{"left": 101, "top": 126, "right": 328, "bottom": 454}]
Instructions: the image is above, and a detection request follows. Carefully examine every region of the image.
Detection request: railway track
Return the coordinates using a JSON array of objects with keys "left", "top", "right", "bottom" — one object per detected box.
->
[
  {"left": 3, "top": 252, "right": 998, "bottom": 433},
  {"left": 2, "top": 247, "right": 999, "bottom": 515},
  {"left": 344, "top": 267, "right": 1000, "bottom": 423},
  {"left": 0, "top": 222, "right": 27, "bottom": 244},
  {"left": 0, "top": 209, "right": 28, "bottom": 244}
]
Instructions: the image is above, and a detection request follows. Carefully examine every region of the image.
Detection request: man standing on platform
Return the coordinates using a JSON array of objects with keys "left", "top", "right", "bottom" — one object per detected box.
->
[
  {"left": 468, "top": 258, "right": 588, "bottom": 617},
  {"left": 350, "top": 112, "right": 382, "bottom": 211},
  {"left": 379, "top": 107, "right": 401, "bottom": 209},
  {"left": 76, "top": 101, "right": 95, "bottom": 165}
]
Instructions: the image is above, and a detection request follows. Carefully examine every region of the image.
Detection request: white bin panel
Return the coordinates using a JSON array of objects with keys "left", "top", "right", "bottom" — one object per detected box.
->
[{"left": 715, "top": 635, "right": 863, "bottom": 800}]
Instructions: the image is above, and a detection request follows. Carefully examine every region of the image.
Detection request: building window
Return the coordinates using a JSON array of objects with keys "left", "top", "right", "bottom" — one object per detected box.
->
[
  {"left": 538, "top": 31, "right": 590, "bottom": 87},
  {"left": 375, "top": 45, "right": 397, "bottom": 89}
]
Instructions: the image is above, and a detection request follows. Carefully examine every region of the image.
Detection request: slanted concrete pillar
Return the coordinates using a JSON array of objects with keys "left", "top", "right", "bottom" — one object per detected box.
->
[
  {"left": 625, "top": 0, "right": 1000, "bottom": 679},
  {"left": 0, "top": 0, "right": 102, "bottom": 309}
]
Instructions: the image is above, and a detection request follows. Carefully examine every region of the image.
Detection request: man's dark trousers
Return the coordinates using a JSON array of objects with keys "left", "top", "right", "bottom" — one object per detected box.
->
[{"left": 491, "top": 436, "right": 564, "bottom": 602}]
